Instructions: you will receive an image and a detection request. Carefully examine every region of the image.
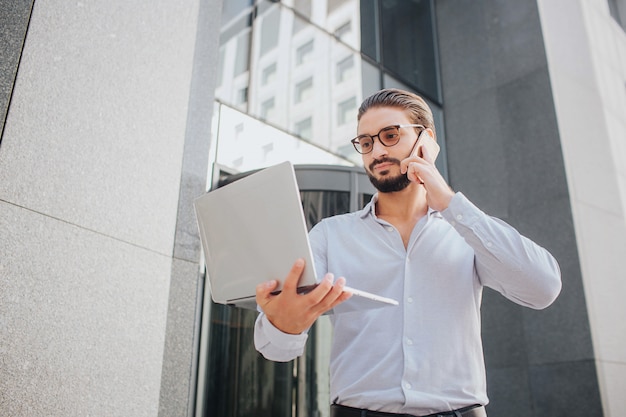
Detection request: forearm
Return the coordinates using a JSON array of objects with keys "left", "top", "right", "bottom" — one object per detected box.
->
[{"left": 442, "top": 193, "right": 562, "bottom": 309}]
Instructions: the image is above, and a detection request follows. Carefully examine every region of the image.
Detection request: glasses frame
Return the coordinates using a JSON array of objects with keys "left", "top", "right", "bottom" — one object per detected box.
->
[{"left": 350, "top": 124, "right": 425, "bottom": 154}]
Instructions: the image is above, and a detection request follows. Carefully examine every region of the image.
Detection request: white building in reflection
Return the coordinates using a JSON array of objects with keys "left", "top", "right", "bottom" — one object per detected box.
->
[{"left": 215, "top": 0, "right": 366, "bottom": 171}]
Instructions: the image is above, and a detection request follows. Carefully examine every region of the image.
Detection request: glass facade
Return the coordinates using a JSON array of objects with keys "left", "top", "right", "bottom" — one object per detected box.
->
[
  {"left": 213, "top": 0, "right": 446, "bottom": 173},
  {"left": 199, "top": 1, "right": 444, "bottom": 416}
]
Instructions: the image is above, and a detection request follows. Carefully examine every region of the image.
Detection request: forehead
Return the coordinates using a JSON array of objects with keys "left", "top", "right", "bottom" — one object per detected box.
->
[{"left": 357, "top": 106, "right": 411, "bottom": 134}]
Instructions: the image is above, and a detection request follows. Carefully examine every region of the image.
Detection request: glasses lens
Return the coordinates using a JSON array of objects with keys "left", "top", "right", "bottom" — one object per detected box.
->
[
  {"left": 355, "top": 136, "right": 374, "bottom": 154},
  {"left": 379, "top": 126, "right": 401, "bottom": 146}
]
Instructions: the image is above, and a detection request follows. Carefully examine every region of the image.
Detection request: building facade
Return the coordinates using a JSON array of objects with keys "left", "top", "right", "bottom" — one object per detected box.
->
[{"left": 1, "top": 0, "right": 625, "bottom": 416}]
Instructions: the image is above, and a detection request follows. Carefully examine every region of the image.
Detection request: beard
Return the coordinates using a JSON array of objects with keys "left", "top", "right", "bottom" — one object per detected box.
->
[{"left": 366, "top": 158, "right": 411, "bottom": 193}]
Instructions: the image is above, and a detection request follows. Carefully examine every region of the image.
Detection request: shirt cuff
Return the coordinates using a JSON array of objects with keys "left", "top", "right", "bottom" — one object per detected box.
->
[{"left": 260, "top": 314, "right": 309, "bottom": 348}]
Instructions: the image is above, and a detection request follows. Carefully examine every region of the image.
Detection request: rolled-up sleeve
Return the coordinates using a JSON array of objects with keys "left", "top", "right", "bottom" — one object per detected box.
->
[{"left": 441, "top": 192, "right": 562, "bottom": 309}]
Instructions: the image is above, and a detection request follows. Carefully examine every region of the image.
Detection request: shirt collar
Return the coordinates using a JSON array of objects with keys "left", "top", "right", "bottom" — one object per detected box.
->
[{"left": 357, "top": 192, "right": 442, "bottom": 219}]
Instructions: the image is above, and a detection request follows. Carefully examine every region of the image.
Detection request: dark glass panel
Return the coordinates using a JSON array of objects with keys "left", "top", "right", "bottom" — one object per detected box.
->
[
  {"left": 359, "top": 1, "right": 378, "bottom": 60},
  {"left": 203, "top": 304, "right": 293, "bottom": 417},
  {"left": 380, "top": 0, "right": 440, "bottom": 101},
  {"left": 300, "top": 190, "right": 350, "bottom": 230}
]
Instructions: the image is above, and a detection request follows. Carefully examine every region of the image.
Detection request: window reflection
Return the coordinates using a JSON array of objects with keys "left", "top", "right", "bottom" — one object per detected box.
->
[
  {"left": 259, "top": 5, "right": 280, "bottom": 56},
  {"left": 213, "top": 103, "right": 351, "bottom": 173},
  {"left": 380, "top": 0, "right": 440, "bottom": 102},
  {"left": 217, "top": 1, "right": 367, "bottom": 162},
  {"left": 336, "top": 55, "right": 354, "bottom": 84},
  {"left": 215, "top": 0, "right": 442, "bottom": 165},
  {"left": 295, "top": 77, "right": 314, "bottom": 103},
  {"left": 261, "top": 63, "right": 277, "bottom": 85},
  {"left": 337, "top": 97, "right": 356, "bottom": 126},
  {"left": 260, "top": 97, "right": 275, "bottom": 121},
  {"left": 295, "top": 117, "right": 313, "bottom": 140},
  {"left": 296, "top": 40, "right": 315, "bottom": 65}
]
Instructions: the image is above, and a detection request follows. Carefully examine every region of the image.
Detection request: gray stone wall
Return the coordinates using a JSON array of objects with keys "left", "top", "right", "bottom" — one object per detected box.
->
[
  {"left": 436, "top": 1, "right": 602, "bottom": 416},
  {"left": 0, "top": 1, "right": 209, "bottom": 415}
]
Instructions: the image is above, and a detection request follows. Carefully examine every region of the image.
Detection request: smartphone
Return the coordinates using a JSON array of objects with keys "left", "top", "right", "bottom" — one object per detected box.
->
[{"left": 409, "top": 129, "right": 440, "bottom": 161}]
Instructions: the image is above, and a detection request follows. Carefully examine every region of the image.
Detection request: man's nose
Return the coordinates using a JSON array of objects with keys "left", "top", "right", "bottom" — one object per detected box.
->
[{"left": 370, "top": 137, "right": 388, "bottom": 159}]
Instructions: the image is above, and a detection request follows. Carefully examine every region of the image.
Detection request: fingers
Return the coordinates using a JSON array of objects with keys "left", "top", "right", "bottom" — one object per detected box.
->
[
  {"left": 311, "top": 274, "right": 346, "bottom": 308},
  {"left": 260, "top": 273, "right": 350, "bottom": 334}
]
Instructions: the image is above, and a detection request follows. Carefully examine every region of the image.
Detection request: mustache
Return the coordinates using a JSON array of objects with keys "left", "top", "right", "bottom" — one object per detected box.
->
[{"left": 369, "top": 157, "right": 402, "bottom": 172}]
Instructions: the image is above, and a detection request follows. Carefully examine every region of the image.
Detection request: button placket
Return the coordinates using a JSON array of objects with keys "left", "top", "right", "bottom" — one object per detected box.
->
[{"left": 401, "top": 250, "right": 419, "bottom": 397}]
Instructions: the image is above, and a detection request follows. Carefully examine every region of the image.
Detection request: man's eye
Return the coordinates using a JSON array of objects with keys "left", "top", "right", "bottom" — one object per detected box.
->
[{"left": 361, "top": 140, "right": 373, "bottom": 149}]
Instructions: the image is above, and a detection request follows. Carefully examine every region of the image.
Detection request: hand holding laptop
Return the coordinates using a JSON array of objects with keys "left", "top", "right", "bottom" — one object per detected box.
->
[{"left": 256, "top": 258, "right": 352, "bottom": 335}]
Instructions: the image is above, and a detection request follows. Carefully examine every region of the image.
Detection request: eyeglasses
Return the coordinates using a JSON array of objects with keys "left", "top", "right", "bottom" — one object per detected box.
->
[{"left": 350, "top": 124, "right": 424, "bottom": 154}]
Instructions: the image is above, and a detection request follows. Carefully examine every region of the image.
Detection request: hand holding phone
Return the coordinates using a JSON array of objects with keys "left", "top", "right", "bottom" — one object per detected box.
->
[{"left": 402, "top": 128, "right": 455, "bottom": 211}]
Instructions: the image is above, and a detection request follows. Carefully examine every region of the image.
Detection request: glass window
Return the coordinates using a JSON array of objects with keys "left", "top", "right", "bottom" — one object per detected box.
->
[
  {"left": 261, "top": 63, "right": 277, "bottom": 85},
  {"left": 295, "top": 77, "right": 314, "bottom": 103},
  {"left": 361, "top": 58, "right": 381, "bottom": 97},
  {"left": 259, "top": 5, "right": 280, "bottom": 56},
  {"left": 336, "top": 55, "right": 354, "bottom": 84},
  {"left": 380, "top": 0, "right": 439, "bottom": 101},
  {"left": 337, "top": 96, "right": 357, "bottom": 126},
  {"left": 203, "top": 305, "right": 294, "bottom": 417},
  {"left": 234, "top": 33, "right": 251, "bottom": 76},
  {"left": 359, "top": 0, "right": 440, "bottom": 103},
  {"left": 214, "top": 103, "right": 351, "bottom": 172},
  {"left": 260, "top": 97, "right": 275, "bottom": 121},
  {"left": 295, "top": 117, "right": 313, "bottom": 140},
  {"left": 296, "top": 40, "right": 314, "bottom": 65},
  {"left": 360, "top": 0, "right": 379, "bottom": 61},
  {"left": 237, "top": 87, "right": 248, "bottom": 104},
  {"left": 220, "top": 0, "right": 253, "bottom": 24}
]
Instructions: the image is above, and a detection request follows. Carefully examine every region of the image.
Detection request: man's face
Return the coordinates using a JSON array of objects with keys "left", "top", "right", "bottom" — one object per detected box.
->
[{"left": 358, "top": 107, "right": 419, "bottom": 193}]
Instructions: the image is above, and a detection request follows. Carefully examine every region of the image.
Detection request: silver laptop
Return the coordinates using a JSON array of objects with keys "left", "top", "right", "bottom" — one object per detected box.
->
[{"left": 193, "top": 161, "right": 398, "bottom": 313}]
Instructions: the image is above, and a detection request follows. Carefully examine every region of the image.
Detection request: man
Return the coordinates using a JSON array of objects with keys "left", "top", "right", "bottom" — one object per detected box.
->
[{"left": 254, "top": 89, "right": 561, "bottom": 417}]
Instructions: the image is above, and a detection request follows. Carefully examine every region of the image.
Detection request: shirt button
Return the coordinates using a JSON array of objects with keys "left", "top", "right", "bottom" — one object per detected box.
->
[
  {"left": 406, "top": 338, "right": 413, "bottom": 345},
  {"left": 404, "top": 382, "right": 412, "bottom": 390},
  {"left": 407, "top": 297, "right": 413, "bottom": 303},
  {"left": 486, "top": 241, "right": 493, "bottom": 248},
  {"left": 386, "top": 226, "right": 394, "bottom": 232},
  {"left": 456, "top": 214, "right": 463, "bottom": 221}
]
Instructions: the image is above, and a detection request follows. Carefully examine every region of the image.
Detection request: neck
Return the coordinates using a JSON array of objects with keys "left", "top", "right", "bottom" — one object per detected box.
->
[{"left": 375, "top": 182, "right": 428, "bottom": 220}]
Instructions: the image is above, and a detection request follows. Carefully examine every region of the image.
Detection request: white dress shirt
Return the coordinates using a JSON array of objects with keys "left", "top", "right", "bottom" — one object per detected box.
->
[{"left": 254, "top": 192, "right": 561, "bottom": 415}]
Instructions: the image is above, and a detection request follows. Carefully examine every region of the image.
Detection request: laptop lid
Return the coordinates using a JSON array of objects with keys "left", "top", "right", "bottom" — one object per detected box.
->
[{"left": 194, "top": 161, "right": 398, "bottom": 312}]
